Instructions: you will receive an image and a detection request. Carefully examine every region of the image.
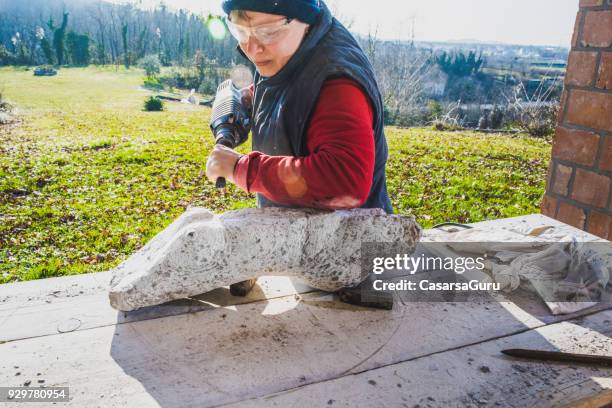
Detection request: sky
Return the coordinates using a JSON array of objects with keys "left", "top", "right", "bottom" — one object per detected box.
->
[{"left": 123, "top": 0, "right": 579, "bottom": 47}]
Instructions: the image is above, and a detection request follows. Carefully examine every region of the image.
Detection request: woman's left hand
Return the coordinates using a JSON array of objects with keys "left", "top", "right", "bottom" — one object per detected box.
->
[{"left": 205, "top": 145, "right": 243, "bottom": 185}]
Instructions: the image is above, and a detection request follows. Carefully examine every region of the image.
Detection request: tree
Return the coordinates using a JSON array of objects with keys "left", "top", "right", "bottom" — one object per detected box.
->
[
  {"left": 36, "top": 27, "right": 54, "bottom": 64},
  {"left": 91, "top": 4, "right": 108, "bottom": 64},
  {"left": 121, "top": 23, "right": 130, "bottom": 68},
  {"left": 66, "top": 32, "right": 90, "bottom": 66},
  {"left": 193, "top": 49, "right": 207, "bottom": 80},
  {"left": 10, "top": 32, "right": 30, "bottom": 65},
  {"left": 135, "top": 28, "right": 148, "bottom": 60},
  {"left": 0, "top": 0, "right": 245, "bottom": 68},
  {"left": 0, "top": 45, "right": 17, "bottom": 66},
  {"left": 177, "top": 36, "right": 184, "bottom": 65},
  {"left": 156, "top": 27, "right": 163, "bottom": 63},
  {"left": 95, "top": 41, "right": 107, "bottom": 65},
  {"left": 435, "top": 51, "right": 484, "bottom": 77},
  {"left": 48, "top": 12, "right": 69, "bottom": 66},
  {"left": 137, "top": 55, "right": 161, "bottom": 78},
  {"left": 183, "top": 33, "right": 192, "bottom": 65}
]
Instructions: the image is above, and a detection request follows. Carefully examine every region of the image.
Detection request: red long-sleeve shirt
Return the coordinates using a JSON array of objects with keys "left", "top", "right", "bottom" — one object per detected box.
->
[{"left": 233, "top": 77, "right": 375, "bottom": 210}]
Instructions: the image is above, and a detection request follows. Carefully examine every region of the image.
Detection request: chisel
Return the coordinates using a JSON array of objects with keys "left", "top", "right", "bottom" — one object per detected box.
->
[{"left": 501, "top": 348, "right": 612, "bottom": 367}]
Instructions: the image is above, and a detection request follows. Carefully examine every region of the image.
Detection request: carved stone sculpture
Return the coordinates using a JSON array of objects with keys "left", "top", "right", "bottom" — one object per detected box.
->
[{"left": 109, "top": 207, "right": 421, "bottom": 311}]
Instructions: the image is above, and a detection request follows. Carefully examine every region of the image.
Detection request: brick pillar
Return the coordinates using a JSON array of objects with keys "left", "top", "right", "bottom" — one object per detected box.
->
[{"left": 541, "top": 0, "right": 612, "bottom": 240}]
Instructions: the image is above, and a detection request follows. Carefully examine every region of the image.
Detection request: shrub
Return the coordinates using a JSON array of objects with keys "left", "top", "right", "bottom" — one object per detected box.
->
[
  {"left": 511, "top": 103, "right": 559, "bottom": 137},
  {"left": 143, "top": 76, "right": 163, "bottom": 90},
  {"left": 143, "top": 96, "right": 164, "bottom": 112},
  {"left": 507, "top": 80, "right": 561, "bottom": 137},
  {"left": 137, "top": 55, "right": 161, "bottom": 79},
  {"left": 88, "top": 140, "right": 113, "bottom": 150},
  {"left": 432, "top": 118, "right": 463, "bottom": 132},
  {"left": 197, "top": 77, "right": 218, "bottom": 96},
  {"left": 158, "top": 65, "right": 224, "bottom": 95},
  {"left": 0, "top": 88, "right": 13, "bottom": 113},
  {"left": 444, "top": 76, "right": 486, "bottom": 103},
  {"left": 159, "top": 68, "right": 200, "bottom": 90},
  {"left": 431, "top": 101, "right": 464, "bottom": 131},
  {"left": 427, "top": 100, "right": 443, "bottom": 121},
  {"left": 0, "top": 112, "right": 13, "bottom": 125}
]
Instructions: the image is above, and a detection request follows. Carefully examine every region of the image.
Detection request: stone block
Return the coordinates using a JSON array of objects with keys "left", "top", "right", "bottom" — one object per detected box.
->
[
  {"left": 109, "top": 207, "right": 421, "bottom": 311},
  {"left": 597, "top": 52, "right": 612, "bottom": 89},
  {"left": 565, "top": 89, "right": 612, "bottom": 132},
  {"left": 565, "top": 51, "right": 598, "bottom": 87},
  {"left": 600, "top": 136, "right": 612, "bottom": 172},
  {"left": 572, "top": 12, "right": 582, "bottom": 48},
  {"left": 579, "top": 0, "right": 603, "bottom": 6},
  {"left": 571, "top": 169, "right": 611, "bottom": 208},
  {"left": 581, "top": 10, "right": 612, "bottom": 48},
  {"left": 552, "top": 126, "right": 600, "bottom": 166},
  {"left": 587, "top": 211, "right": 612, "bottom": 239},
  {"left": 557, "top": 202, "right": 586, "bottom": 229},
  {"left": 552, "top": 164, "right": 573, "bottom": 196},
  {"left": 540, "top": 194, "right": 558, "bottom": 217}
]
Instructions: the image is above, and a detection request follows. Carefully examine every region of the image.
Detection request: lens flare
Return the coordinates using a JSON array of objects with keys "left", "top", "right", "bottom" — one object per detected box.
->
[{"left": 207, "top": 17, "right": 226, "bottom": 40}]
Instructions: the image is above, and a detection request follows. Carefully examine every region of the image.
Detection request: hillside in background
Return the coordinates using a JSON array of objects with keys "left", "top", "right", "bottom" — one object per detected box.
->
[{"left": 1, "top": 0, "right": 567, "bottom": 129}]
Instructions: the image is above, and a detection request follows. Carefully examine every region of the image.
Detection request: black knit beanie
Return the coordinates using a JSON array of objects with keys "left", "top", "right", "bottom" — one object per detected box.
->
[{"left": 222, "top": 0, "right": 321, "bottom": 25}]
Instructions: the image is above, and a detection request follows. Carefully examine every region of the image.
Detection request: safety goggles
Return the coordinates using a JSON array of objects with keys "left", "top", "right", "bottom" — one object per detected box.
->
[{"left": 225, "top": 16, "right": 295, "bottom": 45}]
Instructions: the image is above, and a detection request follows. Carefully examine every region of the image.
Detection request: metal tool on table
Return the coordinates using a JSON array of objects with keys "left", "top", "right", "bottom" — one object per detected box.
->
[
  {"left": 337, "top": 284, "right": 394, "bottom": 310},
  {"left": 502, "top": 348, "right": 612, "bottom": 367},
  {"left": 209, "top": 79, "right": 251, "bottom": 189}
]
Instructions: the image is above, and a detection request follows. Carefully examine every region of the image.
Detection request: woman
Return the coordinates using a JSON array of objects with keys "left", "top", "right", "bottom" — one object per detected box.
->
[
  {"left": 206, "top": 0, "right": 393, "bottom": 214},
  {"left": 205, "top": 0, "right": 394, "bottom": 303}
]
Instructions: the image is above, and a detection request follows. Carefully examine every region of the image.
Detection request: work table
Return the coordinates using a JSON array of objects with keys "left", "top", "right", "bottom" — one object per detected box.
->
[{"left": 0, "top": 214, "right": 610, "bottom": 407}]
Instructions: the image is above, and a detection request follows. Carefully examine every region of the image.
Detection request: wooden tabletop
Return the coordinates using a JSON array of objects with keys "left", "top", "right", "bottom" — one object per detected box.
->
[{"left": 0, "top": 214, "right": 610, "bottom": 407}]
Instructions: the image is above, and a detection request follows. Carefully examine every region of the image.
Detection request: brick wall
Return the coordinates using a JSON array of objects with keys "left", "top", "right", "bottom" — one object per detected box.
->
[{"left": 541, "top": 0, "right": 612, "bottom": 240}]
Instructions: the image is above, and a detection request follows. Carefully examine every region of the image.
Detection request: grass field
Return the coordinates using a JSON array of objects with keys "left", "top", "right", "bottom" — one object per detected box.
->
[{"left": 0, "top": 66, "right": 551, "bottom": 283}]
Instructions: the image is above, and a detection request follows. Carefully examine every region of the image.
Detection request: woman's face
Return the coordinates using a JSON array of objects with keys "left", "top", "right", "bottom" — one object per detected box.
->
[{"left": 231, "top": 10, "right": 310, "bottom": 77}]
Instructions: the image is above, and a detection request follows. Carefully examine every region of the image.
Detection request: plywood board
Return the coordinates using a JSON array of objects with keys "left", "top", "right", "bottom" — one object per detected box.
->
[
  {"left": 1, "top": 290, "right": 609, "bottom": 407},
  {"left": 0, "top": 276, "right": 314, "bottom": 342},
  {"left": 228, "top": 310, "right": 612, "bottom": 408}
]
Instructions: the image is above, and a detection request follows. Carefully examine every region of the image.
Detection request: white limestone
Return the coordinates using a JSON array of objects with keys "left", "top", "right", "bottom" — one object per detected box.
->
[{"left": 109, "top": 207, "right": 421, "bottom": 311}]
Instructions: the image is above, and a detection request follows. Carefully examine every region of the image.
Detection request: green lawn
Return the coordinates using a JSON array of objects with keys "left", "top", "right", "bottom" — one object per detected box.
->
[{"left": 0, "top": 66, "right": 551, "bottom": 283}]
